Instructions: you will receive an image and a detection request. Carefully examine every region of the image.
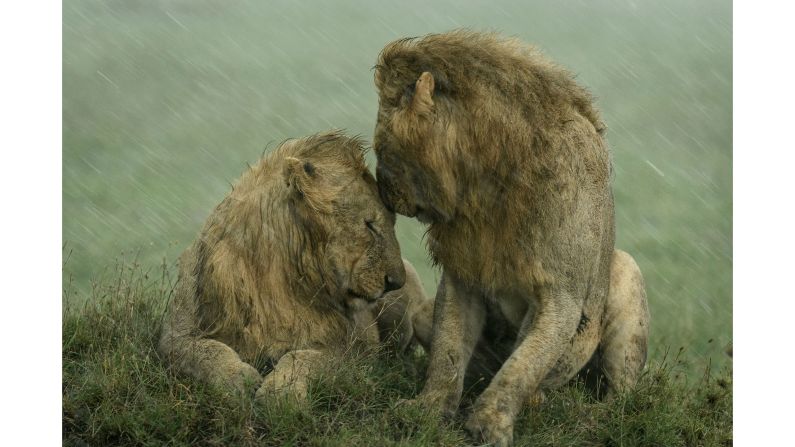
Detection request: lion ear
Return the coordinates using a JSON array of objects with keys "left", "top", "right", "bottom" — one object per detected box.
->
[
  {"left": 284, "top": 157, "right": 331, "bottom": 212},
  {"left": 411, "top": 71, "right": 435, "bottom": 113}
]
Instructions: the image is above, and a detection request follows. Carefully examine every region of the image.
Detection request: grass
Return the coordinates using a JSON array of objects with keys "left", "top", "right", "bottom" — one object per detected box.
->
[{"left": 63, "top": 259, "right": 731, "bottom": 446}]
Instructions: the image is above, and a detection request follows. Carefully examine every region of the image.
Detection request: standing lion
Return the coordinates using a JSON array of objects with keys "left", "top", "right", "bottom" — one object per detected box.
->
[
  {"left": 373, "top": 31, "right": 649, "bottom": 445},
  {"left": 159, "top": 131, "right": 433, "bottom": 400}
]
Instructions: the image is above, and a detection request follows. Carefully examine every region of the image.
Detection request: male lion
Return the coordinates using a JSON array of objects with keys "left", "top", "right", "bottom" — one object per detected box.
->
[
  {"left": 373, "top": 31, "right": 649, "bottom": 445},
  {"left": 159, "top": 131, "right": 433, "bottom": 401}
]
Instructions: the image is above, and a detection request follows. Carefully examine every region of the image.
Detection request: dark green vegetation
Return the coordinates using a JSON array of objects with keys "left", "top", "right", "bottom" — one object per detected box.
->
[
  {"left": 63, "top": 262, "right": 731, "bottom": 446},
  {"left": 63, "top": 0, "right": 732, "bottom": 444}
]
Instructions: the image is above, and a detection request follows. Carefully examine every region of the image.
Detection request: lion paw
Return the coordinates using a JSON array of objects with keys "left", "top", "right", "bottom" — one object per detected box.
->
[
  {"left": 465, "top": 404, "right": 515, "bottom": 447},
  {"left": 255, "top": 373, "right": 308, "bottom": 402},
  {"left": 394, "top": 391, "right": 458, "bottom": 419},
  {"left": 424, "top": 391, "right": 462, "bottom": 418},
  {"left": 227, "top": 362, "right": 263, "bottom": 396},
  {"left": 255, "top": 350, "right": 323, "bottom": 402}
]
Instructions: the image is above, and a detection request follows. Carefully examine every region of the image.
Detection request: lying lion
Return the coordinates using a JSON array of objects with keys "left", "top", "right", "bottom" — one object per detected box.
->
[{"left": 159, "top": 131, "right": 433, "bottom": 400}]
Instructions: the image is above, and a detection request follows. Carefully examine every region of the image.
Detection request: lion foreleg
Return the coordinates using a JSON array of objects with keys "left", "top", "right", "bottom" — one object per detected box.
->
[
  {"left": 408, "top": 289, "right": 435, "bottom": 351},
  {"left": 419, "top": 272, "right": 485, "bottom": 417},
  {"left": 465, "top": 289, "right": 581, "bottom": 447},
  {"left": 159, "top": 252, "right": 263, "bottom": 395},
  {"left": 375, "top": 259, "right": 435, "bottom": 352},
  {"left": 159, "top": 333, "right": 262, "bottom": 395}
]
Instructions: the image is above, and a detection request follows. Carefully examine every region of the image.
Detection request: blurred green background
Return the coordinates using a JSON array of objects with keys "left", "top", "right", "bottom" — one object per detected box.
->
[{"left": 63, "top": 0, "right": 731, "bottom": 370}]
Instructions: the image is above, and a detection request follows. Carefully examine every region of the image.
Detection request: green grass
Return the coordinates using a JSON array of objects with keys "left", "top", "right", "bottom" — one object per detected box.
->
[
  {"left": 63, "top": 261, "right": 731, "bottom": 446},
  {"left": 63, "top": 0, "right": 732, "bottom": 443}
]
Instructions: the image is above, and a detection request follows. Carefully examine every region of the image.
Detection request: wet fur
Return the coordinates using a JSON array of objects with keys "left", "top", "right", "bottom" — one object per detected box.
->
[
  {"left": 158, "top": 131, "right": 433, "bottom": 399},
  {"left": 373, "top": 31, "right": 649, "bottom": 446}
]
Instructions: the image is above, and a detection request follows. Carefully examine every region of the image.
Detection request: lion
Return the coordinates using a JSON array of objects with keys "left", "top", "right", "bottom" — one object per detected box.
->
[
  {"left": 373, "top": 31, "right": 650, "bottom": 445},
  {"left": 158, "top": 131, "right": 433, "bottom": 401}
]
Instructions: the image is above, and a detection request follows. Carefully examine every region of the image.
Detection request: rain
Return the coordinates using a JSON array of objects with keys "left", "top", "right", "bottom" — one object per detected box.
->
[{"left": 63, "top": 0, "right": 732, "bottom": 375}]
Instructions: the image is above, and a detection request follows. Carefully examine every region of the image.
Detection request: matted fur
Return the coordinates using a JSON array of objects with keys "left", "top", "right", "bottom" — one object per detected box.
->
[
  {"left": 373, "top": 31, "right": 649, "bottom": 446},
  {"left": 158, "top": 131, "right": 433, "bottom": 398}
]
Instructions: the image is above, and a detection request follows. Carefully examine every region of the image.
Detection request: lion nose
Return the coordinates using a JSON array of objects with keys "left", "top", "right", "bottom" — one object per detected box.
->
[{"left": 384, "top": 274, "right": 404, "bottom": 293}]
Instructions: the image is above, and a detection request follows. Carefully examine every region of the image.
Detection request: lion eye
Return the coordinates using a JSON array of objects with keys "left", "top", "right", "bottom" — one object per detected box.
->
[{"left": 365, "top": 219, "right": 378, "bottom": 235}]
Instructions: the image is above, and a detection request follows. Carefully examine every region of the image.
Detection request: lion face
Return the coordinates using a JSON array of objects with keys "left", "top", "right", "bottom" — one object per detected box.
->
[
  {"left": 325, "top": 172, "right": 406, "bottom": 304},
  {"left": 373, "top": 68, "right": 458, "bottom": 225},
  {"left": 282, "top": 134, "right": 406, "bottom": 305}
]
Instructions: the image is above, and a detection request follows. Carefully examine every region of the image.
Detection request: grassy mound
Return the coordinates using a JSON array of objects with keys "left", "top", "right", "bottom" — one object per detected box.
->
[{"left": 63, "top": 261, "right": 731, "bottom": 446}]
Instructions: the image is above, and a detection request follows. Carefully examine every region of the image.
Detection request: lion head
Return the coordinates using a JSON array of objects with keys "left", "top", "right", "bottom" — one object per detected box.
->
[
  {"left": 373, "top": 62, "right": 459, "bottom": 225},
  {"left": 372, "top": 31, "right": 606, "bottom": 227},
  {"left": 279, "top": 132, "right": 407, "bottom": 306},
  {"left": 372, "top": 32, "right": 488, "bottom": 225}
]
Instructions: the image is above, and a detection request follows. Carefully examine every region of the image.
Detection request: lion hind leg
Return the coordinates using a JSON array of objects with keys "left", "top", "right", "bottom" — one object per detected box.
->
[{"left": 598, "top": 249, "right": 650, "bottom": 398}]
